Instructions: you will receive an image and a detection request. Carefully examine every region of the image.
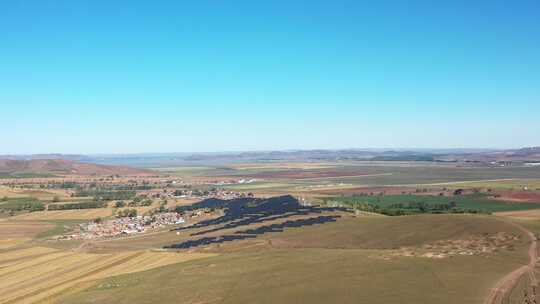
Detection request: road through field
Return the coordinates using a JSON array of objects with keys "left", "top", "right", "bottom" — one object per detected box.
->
[{"left": 484, "top": 220, "right": 538, "bottom": 304}]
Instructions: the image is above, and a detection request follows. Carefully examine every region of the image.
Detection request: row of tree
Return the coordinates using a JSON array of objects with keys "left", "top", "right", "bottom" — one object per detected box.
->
[{"left": 47, "top": 201, "right": 107, "bottom": 210}]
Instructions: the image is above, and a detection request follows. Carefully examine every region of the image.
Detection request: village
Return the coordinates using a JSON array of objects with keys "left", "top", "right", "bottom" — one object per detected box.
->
[{"left": 57, "top": 209, "right": 219, "bottom": 240}]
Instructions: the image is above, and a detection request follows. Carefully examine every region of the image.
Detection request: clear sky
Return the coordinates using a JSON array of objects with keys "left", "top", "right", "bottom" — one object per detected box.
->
[{"left": 1, "top": 0, "right": 539, "bottom": 154}]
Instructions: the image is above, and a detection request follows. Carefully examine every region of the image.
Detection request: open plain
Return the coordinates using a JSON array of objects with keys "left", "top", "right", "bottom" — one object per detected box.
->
[{"left": 1, "top": 157, "right": 540, "bottom": 304}]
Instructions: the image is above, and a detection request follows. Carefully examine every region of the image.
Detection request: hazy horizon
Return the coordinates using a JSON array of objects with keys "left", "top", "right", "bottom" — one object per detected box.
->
[{"left": 0, "top": 147, "right": 532, "bottom": 157}]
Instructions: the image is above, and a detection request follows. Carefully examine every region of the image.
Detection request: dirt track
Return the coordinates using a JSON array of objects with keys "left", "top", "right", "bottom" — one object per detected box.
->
[{"left": 484, "top": 221, "right": 538, "bottom": 304}]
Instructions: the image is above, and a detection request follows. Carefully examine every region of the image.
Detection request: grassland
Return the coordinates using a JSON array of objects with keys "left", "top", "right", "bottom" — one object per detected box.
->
[
  {"left": 35, "top": 219, "right": 90, "bottom": 239},
  {"left": 58, "top": 215, "right": 530, "bottom": 304}
]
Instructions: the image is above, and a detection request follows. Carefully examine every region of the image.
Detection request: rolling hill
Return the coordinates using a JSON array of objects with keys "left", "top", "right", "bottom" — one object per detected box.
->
[{"left": 0, "top": 159, "right": 154, "bottom": 177}]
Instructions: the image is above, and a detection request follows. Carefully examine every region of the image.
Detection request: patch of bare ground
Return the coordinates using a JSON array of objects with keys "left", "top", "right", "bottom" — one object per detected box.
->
[
  {"left": 387, "top": 232, "right": 520, "bottom": 259},
  {"left": 496, "top": 209, "right": 540, "bottom": 220},
  {"left": 494, "top": 190, "right": 540, "bottom": 203},
  {"left": 484, "top": 220, "right": 538, "bottom": 304}
]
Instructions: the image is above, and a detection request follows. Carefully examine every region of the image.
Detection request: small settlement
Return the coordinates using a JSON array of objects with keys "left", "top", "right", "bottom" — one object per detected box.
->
[{"left": 59, "top": 212, "right": 187, "bottom": 240}]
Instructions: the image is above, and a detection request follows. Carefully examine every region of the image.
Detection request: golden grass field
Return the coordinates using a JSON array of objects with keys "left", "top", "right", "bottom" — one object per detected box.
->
[
  {"left": 165, "top": 198, "right": 199, "bottom": 209},
  {"left": 0, "top": 220, "right": 53, "bottom": 249},
  {"left": 495, "top": 209, "right": 540, "bottom": 220},
  {"left": 0, "top": 246, "right": 214, "bottom": 304},
  {"left": 12, "top": 209, "right": 114, "bottom": 221},
  {"left": 0, "top": 186, "right": 72, "bottom": 201}
]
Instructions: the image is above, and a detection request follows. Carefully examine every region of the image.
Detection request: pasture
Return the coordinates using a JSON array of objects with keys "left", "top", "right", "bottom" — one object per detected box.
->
[{"left": 58, "top": 215, "right": 530, "bottom": 304}]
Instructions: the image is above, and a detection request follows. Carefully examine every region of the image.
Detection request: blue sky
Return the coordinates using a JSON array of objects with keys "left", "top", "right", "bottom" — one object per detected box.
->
[{"left": 1, "top": 0, "right": 539, "bottom": 154}]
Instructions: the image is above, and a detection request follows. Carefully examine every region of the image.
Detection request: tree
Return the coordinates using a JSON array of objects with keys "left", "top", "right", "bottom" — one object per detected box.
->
[{"left": 127, "top": 209, "right": 137, "bottom": 217}]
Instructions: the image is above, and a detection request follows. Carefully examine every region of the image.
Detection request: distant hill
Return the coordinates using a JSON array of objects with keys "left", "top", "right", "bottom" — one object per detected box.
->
[
  {"left": 0, "top": 154, "right": 91, "bottom": 161},
  {"left": 507, "top": 147, "right": 540, "bottom": 158},
  {"left": 0, "top": 159, "right": 154, "bottom": 177}
]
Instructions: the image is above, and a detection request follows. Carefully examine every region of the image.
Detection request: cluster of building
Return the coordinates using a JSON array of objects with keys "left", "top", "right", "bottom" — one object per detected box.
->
[{"left": 59, "top": 212, "right": 186, "bottom": 240}]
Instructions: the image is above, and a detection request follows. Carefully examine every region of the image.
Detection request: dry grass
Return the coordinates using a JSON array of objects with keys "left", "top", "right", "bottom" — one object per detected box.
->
[
  {"left": 0, "top": 220, "right": 53, "bottom": 239},
  {"left": 495, "top": 209, "right": 540, "bottom": 220},
  {"left": 0, "top": 220, "right": 54, "bottom": 249},
  {"left": 0, "top": 238, "right": 30, "bottom": 250},
  {"left": 165, "top": 198, "right": 198, "bottom": 209},
  {"left": 0, "top": 186, "right": 71, "bottom": 201},
  {"left": 0, "top": 246, "right": 215, "bottom": 304},
  {"left": 11, "top": 209, "right": 114, "bottom": 221}
]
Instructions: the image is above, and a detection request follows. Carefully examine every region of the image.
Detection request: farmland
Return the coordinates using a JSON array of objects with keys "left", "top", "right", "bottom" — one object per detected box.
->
[
  {"left": 327, "top": 194, "right": 540, "bottom": 214},
  {"left": 0, "top": 159, "right": 540, "bottom": 304},
  {"left": 0, "top": 246, "right": 214, "bottom": 304},
  {"left": 4, "top": 0, "right": 540, "bottom": 301}
]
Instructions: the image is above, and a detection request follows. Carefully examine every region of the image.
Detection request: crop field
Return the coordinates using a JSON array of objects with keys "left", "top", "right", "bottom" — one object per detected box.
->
[
  {"left": 153, "top": 166, "right": 237, "bottom": 177},
  {"left": 437, "top": 179, "right": 540, "bottom": 190},
  {"left": 0, "top": 197, "right": 44, "bottom": 213},
  {"left": 327, "top": 194, "right": 540, "bottom": 214},
  {"left": 0, "top": 187, "right": 74, "bottom": 202},
  {"left": 0, "top": 162, "right": 539, "bottom": 304},
  {"left": 209, "top": 163, "right": 540, "bottom": 199},
  {"left": 0, "top": 220, "right": 54, "bottom": 239},
  {"left": 215, "top": 163, "right": 540, "bottom": 183},
  {"left": 11, "top": 209, "right": 114, "bottom": 221},
  {"left": 58, "top": 215, "right": 530, "bottom": 304},
  {"left": 0, "top": 246, "right": 215, "bottom": 304},
  {"left": 228, "top": 162, "right": 338, "bottom": 170},
  {"left": 0, "top": 220, "right": 54, "bottom": 249},
  {"left": 324, "top": 166, "right": 540, "bottom": 186}
]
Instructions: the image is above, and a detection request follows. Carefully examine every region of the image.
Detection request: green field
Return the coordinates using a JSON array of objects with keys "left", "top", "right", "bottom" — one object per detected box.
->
[
  {"left": 35, "top": 219, "right": 88, "bottom": 239},
  {"left": 0, "top": 197, "right": 45, "bottom": 212},
  {"left": 326, "top": 194, "right": 540, "bottom": 214}
]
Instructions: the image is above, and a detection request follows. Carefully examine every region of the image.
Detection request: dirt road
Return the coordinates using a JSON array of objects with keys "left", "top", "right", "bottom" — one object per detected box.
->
[{"left": 484, "top": 221, "right": 538, "bottom": 304}]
